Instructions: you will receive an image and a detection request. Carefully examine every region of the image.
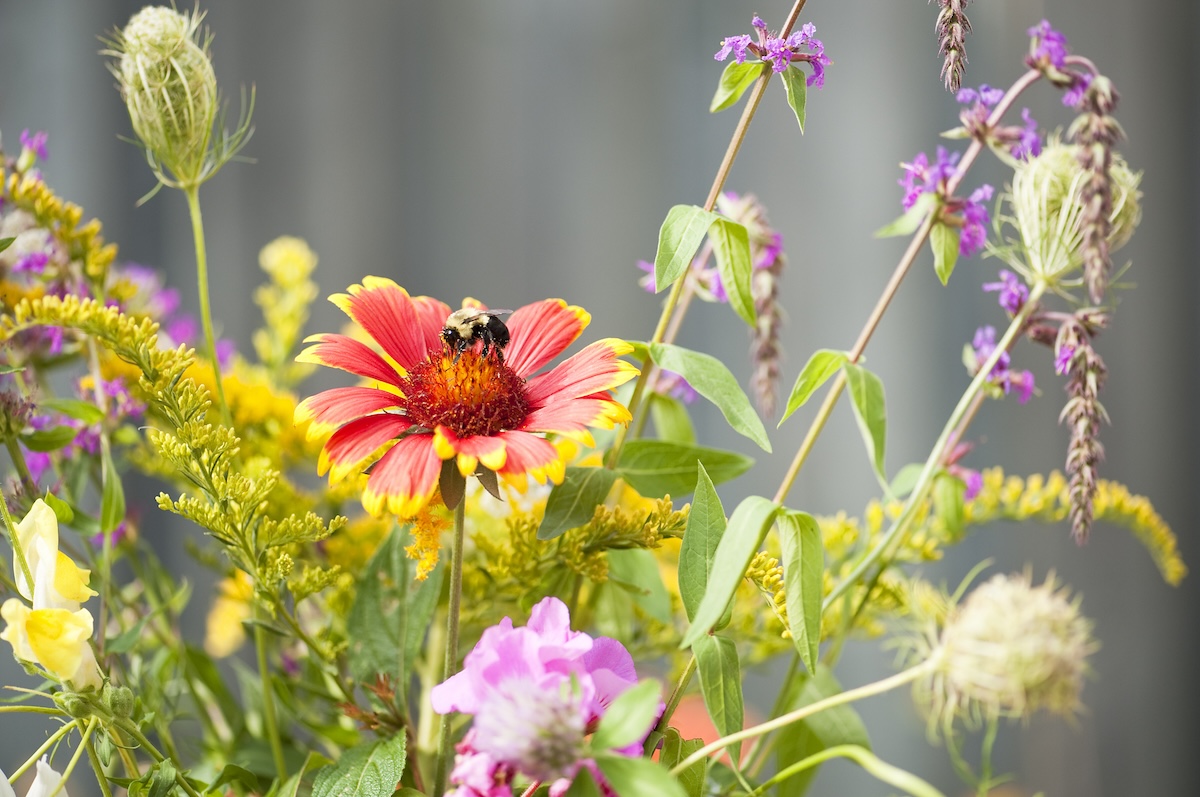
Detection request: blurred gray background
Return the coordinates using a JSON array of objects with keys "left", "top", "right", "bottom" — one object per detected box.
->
[{"left": 1, "top": 0, "right": 1196, "bottom": 795}]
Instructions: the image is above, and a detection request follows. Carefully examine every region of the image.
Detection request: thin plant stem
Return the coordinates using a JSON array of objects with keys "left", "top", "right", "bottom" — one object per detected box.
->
[
  {"left": 85, "top": 730, "right": 115, "bottom": 797},
  {"left": 654, "top": 654, "right": 698, "bottom": 735},
  {"left": 255, "top": 616, "right": 287, "bottom": 779},
  {"left": 0, "top": 705, "right": 63, "bottom": 716},
  {"left": 671, "top": 663, "right": 930, "bottom": 775},
  {"left": 10, "top": 720, "right": 75, "bottom": 779},
  {"left": 433, "top": 498, "right": 468, "bottom": 797},
  {"left": 49, "top": 718, "right": 97, "bottom": 797},
  {"left": 184, "top": 186, "right": 232, "bottom": 427},
  {"left": 823, "top": 281, "right": 1046, "bottom": 611},
  {"left": 519, "top": 782, "right": 542, "bottom": 797},
  {"left": 116, "top": 719, "right": 204, "bottom": 797},
  {"left": 748, "top": 744, "right": 947, "bottom": 797},
  {"left": 0, "top": 492, "right": 35, "bottom": 600},
  {"left": 4, "top": 437, "right": 37, "bottom": 496}
]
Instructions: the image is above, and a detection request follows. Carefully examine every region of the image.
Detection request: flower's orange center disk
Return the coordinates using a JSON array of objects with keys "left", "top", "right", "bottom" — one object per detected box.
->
[{"left": 401, "top": 349, "right": 530, "bottom": 437}]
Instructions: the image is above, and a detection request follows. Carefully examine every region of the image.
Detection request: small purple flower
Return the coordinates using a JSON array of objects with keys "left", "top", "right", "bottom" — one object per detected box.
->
[
  {"left": 972, "top": 325, "right": 1011, "bottom": 377},
  {"left": 898, "top": 147, "right": 960, "bottom": 210},
  {"left": 23, "top": 450, "right": 52, "bottom": 485},
  {"left": 762, "top": 36, "right": 794, "bottom": 72},
  {"left": 1008, "top": 369, "right": 1036, "bottom": 404},
  {"left": 1012, "top": 108, "right": 1042, "bottom": 160},
  {"left": 1028, "top": 20, "right": 1069, "bottom": 69},
  {"left": 982, "top": 269, "right": 1029, "bottom": 315},
  {"left": 19, "top": 129, "right": 49, "bottom": 161},
  {"left": 657, "top": 369, "right": 698, "bottom": 404},
  {"left": 216, "top": 339, "right": 237, "bottom": 369},
  {"left": 13, "top": 251, "right": 50, "bottom": 274},
  {"left": 90, "top": 521, "right": 131, "bottom": 548},
  {"left": 956, "top": 84, "right": 1004, "bottom": 108},
  {"left": 1062, "top": 72, "right": 1092, "bottom": 108},
  {"left": 714, "top": 34, "right": 753, "bottom": 64},
  {"left": 165, "top": 316, "right": 199, "bottom": 347},
  {"left": 751, "top": 16, "right": 768, "bottom": 33},
  {"left": 962, "top": 468, "right": 984, "bottom": 501},
  {"left": 958, "top": 184, "right": 994, "bottom": 258},
  {"left": 1055, "top": 344, "right": 1075, "bottom": 375}
]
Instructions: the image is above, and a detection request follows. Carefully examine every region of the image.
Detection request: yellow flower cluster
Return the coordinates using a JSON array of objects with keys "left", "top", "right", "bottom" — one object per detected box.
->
[{"left": 2, "top": 169, "right": 117, "bottom": 283}]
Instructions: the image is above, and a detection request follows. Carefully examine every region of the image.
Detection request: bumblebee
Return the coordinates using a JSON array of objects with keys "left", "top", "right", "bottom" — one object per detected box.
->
[{"left": 441, "top": 308, "right": 512, "bottom": 361}]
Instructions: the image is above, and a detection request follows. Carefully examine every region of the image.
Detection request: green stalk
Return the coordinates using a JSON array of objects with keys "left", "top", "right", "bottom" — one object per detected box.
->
[
  {"left": 47, "top": 719, "right": 97, "bottom": 797},
  {"left": 0, "top": 492, "right": 34, "bottom": 600},
  {"left": 653, "top": 654, "right": 698, "bottom": 735},
  {"left": 184, "top": 186, "right": 232, "bottom": 427},
  {"left": 255, "top": 615, "right": 287, "bottom": 779},
  {"left": 116, "top": 719, "right": 204, "bottom": 797},
  {"left": 823, "top": 280, "right": 1046, "bottom": 610},
  {"left": 433, "top": 498, "right": 467, "bottom": 797},
  {"left": 748, "top": 744, "right": 947, "bottom": 797},
  {"left": 3, "top": 437, "right": 37, "bottom": 497}
]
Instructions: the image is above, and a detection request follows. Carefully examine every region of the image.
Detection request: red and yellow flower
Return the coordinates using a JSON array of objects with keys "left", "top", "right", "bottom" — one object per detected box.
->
[{"left": 296, "top": 277, "right": 637, "bottom": 517}]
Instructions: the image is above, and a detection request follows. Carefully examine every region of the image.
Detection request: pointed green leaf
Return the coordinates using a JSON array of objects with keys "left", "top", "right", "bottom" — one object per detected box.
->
[
  {"left": 678, "top": 463, "right": 725, "bottom": 623},
  {"left": 20, "top": 425, "right": 80, "bottom": 452},
  {"left": 659, "top": 729, "right": 706, "bottom": 797},
  {"left": 874, "top": 192, "right": 938, "bottom": 238},
  {"left": 39, "top": 398, "right": 105, "bottom": 425},
  {"left": 608, "top": 548, "right": 673, "bottom": 624},
  {"left": 654, "top": 205, "right": 719, "bottom": 293},
  {"left": 591, "top": 678, "right": 663, "bottom": 751},
  {"left": 0, "top": 237, "right": 14, "bottom": 254},
  {"left": 682, "top": 496, "right": 779, "bottom": 647},
  {"left": 930, "top": 221, "right": 961, "bottom": 285},
  {"left": 649, "top": 343, "right": 771, "bottom": 451},
  {"left": 311, "top": 735, "right": 406, "bottom": 797},
  {"left": 649, "top": 393, "right": 696, "bottom": 446},
  {"left": 709, "top": 218, "right": 755, "bottom": 326},
  {"left": 779, "top": 349, "right": 848, "bottom": 425},
  {"left": 888, "top": 462, "right": 924, "bottom": 499},
  {"left": 841, "top": 363, "right": 887, "bottom": 489},
  {"left": 595, "top": 754, "right": 688, "bottom": 797},
  {"left": 563, "top": 767, "right": 605, "bottom": 797},
  {"left": 274, "top": 753, "right": 333, "bottom": 797},
  {"left": 538, "top": 466, "right": 620, "bottom": 540},
  {"left": 99, "top": 440, "right": 125, "bottom": 534},
  {"left": 711, "top": 61, "right": 763, "bottom": 113},
  {"left": 777, "top": 510, "right": 823, "bottom": 673},
  {"left": 41, "top": 492, "right": 73, "bottom": 524},
  {"left": 693, "top": 634, "right": 744, "bottom": 765},
  {"left": 617, "top": 440, "right": 753, "bottom": 498},
  {"left": 780, "top": 65, "right": 808, "bottom": 133},
  {"left": 775, "top": 671, "right": 871, "bottom": 797}
]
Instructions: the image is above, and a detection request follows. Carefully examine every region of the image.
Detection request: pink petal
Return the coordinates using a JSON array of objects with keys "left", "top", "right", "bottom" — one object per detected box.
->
[
  {"left": 320, "top": 414, "right": 413, "bottom": 479},
  {"left": 296, "top": 386, "right": 404, "bottom": 438},
  {"left": 362, "top": 433, "right": 442, "bottom": 517},
  {"left": 297, "top": 333, "right": 403, "bottom": 387},
  {"left": 519, "top": 397, "right": 631, "bottom": 443},
  {"left": 503, "top": 299, "right": 591, "bottom": 378},
  {"left": 413, "top": 295, "right": 453, "bottom": 354},
  {"left": 524, "top": 339, "right": 639, "bottom": 407},
  {"left": 330, "top": 277, "right": 433, "bottom": 372}
]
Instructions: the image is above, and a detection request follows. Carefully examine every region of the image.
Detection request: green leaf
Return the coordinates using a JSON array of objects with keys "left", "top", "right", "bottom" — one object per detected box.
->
[
  {"left": 539, "top": 466, "right": 620, "bottom": 540},
  {"left": 99, "top": 440, "right": 126, "bottom": 534},
  {"left": 711, "top": 61, "right": 762, "bottom": 113},
  {"left": 591, "top": 678, "right": 663, "bottom": 752},
  {"left": 39, "top": 398, "right": 105, "bottom": 425},
  {"left": 659, "top": 729, "right": 706, "bottom": 797},
  {"left": 41, "top": 492, "right": 74, "bottom": 524},
  {"left": 654, "top": 205, "right": 719, "bottom": 293},
  {"left": 649, "top": 393, "right": 696, "bottom": 446},
  {"left": 693, "top": 634, "right": 744, "bottom": 765},
  {"left": 206, "top": 764, "right": 262, "bottom": 795},
  {"left": 617, "top": 440, "right": 753, "bottom": 498},
  {"left": 649, "top": 343, "right": 771, "bottom": 451},
  {"left": 779, "top": 349, "right": 848, "bottom": 425},
  {"left": 595, "top": 754, "right": 688, "bottom": 797},
  {"left": 607, "top": 549, "right": 673, "bottom": 624},
  {"left": 933, "top": 471, "right": 966, "bottom": 536},
  {"left": 682, "top": 496, "right": 779, "bottom": 647},
  {"left": 272, "top": 753, "right": 334, "bottom": 797},
  {"left": 780, "top": 65, "right": 808, "bottom": 133},
  {"left": 777, "top": 510, "right": 823, "bottom": 674},
  {"left": 563, "top": 767, "right": 605, "bottom": 797},
  {"left": 841, "top": 363, "right": 887, "bottom": 490},
  {"left": 709, "top": 218, "right": 756, "bottom": 326},
  {"left": 106, "top": 615, "right": 152, "bottom": 654},
  {"left": 775, "top": 671, "right": 871, "bottom": 797},
  {"left": 0, "top": 363, "right": 25, "bottom": 374},
  {"left": 678, "top": 463, "right": 725, "bottom": 623},
  {"left": 347, "top": 528, "right": 443, "bottom": 710},
  {"left": 20, "top": 425, "right": 79, "bottom": 452},
  {"left": 930, "top": 222, "right": 961, "bottom": 285},
  {"left": 888, "top": 463, "right": 924, "bottom": 499},
  {"left": 874, "top": 192, "right": 938, "bottom": 238},
  {"left": 0, "top": 237, "right": 14, "bottom": 254},
  {"left": 311, "top": 735, "right": 406, "bottom": 797}
]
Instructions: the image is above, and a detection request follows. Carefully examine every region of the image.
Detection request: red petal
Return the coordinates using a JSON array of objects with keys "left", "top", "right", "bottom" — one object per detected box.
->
[
  {"left": 362, "top": 434, "right": 442, "bottom": 518},
  {"left": 296, "top": 386, "right": 404, "bottom": 438},
  {"left": 503, "top": 299, "right": 591, "bottom": 378},
  {"left": 413, "top": 295, "right": 453, "bottom": 354},
  {"left": 524, "top": 339, "right": 639, "bottom": 407},
  {"left": 520, "top": 397, "right": 631, "bottom": 443},
  {"left": 297, "top": 333, "right": 403, "bottom": 387},
  {"left": 320, "top": 414, "right": 413, "bottom": 479},
  {"left": 495, "top": 431, "right": 565, "bottom": 484},
  {"left": 330, "top": 277, "right": 432, "bottom": 372}
]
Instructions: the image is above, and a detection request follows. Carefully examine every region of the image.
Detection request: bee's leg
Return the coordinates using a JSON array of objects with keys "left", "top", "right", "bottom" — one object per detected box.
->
[{"left": 452, "top": 340, "right": 465, "bottom": 364}]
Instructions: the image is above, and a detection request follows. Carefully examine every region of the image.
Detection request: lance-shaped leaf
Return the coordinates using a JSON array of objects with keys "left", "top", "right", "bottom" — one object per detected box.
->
[
  {"left": 693, "top": 634, "right": 745, "bottom": 765},
  {"left": 617, "top": 440, "right": 753, "bottom": 498},
  {"left": 590, "top": 678, "right": 662, "bottom": 752},
  {"left": 649, "top": 343, "right": 771, "bottom": 451},
  {"left": 709, "top": 217, "right": 755, "bottom": 326},
  {"left": 678, "top": 463, "right": 725, "bottom": 623},
  {"left": 777, "top": 509, "right": 823, "bottom": 674},
  {"left": 842, "top": 363, "right": 888, "bottom": 490},
  {"left": 711, "top": 61, "right": 763, "bottom": 113},
  {"left": 595, "top": 754, "right": 688, "bottom": 797},
  {"left": 780, "top": 65, "right": 808, "bottom": 133},
  {"left": 930, "top": 221, "right": 962, "bottom": 285},
  {"left": 874, "top": 192, "right": 938, "bottom": 238},
  {"left": 649, "top": 393, "right": 696, "bottom": 446},
  {"left": 659, "top": 729, "right": 706, "bottom": 797},
  {"left": 538, "top": 466, "right": 620, "bottom": 540},
  {"left": 774, "top": 671, "right": 871, "bottom": 797},
  {"left": 779, "top": 349, "right": 848, "bottom": 425},
  {"left": 654, "top": 205, "right": 719, "bottom": 293}
]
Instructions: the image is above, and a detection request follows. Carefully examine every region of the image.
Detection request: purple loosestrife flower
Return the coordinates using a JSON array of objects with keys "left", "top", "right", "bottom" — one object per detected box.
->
[
  {"left": 958, "top": 184, "right": 993, "bottom": 257},
  {"left": 956, "top": 84, "right": 1004, "bottom": 108},
  {"left": 1062, "top": 72, "right": 1092, "bottom": 109},
  {"left": 13, "top": 251, "right": 50, "bottom": 275},
  {"left": 983, "top": 270, "right": 1029, "bottom": 315},
  {"left": 657, "top": 369, "right": 698, "bottom": 404},
  {"left": 899, "top": 147, "right": 960, "bottom": 210},
  {"left": 715, "top": 18, "right": 830, "bottom": 87},
  {"left": 1027, "top": 20, "right": 1069, "bottom": 69},
  {"left": 19, "top": 129, "right": 49, "bottom": 160},
  {"left": 714, "top": 34, "right": 752, "bottom": 64},
  {"left": 1055, "top": 344, "right": 1075, "bottom": 375},
  {"left": 432, "top": 597, "right": 652, "bottom": 797},
  {"left": 1012, "top": 108, "right": 1043, "bottom": 160},
  {"left": 972, "top": 326, "right": 1011, "bottom": 377}
]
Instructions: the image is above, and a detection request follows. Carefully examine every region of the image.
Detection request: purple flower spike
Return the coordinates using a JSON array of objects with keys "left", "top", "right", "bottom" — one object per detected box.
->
[
  {"left": 1012, "top": 107, "right": 1042, "bottom": 159},
  {"left": 752, "top": 16, "right": 768, "bottom": 32},
  {"left": 982, "top": 269, "right": 1029, "bottom": 315},
  {"left": 972, "top": 325, "right": 1011, "bottom": 377},
  {"left": 959, "top": 184, "right": 994, "bottom": 258},
  {"left": 1009, "top": 369, "right": 1036, "bottom": 404},
  {"left": 1062, "top": 72, "right": 1092, "bottom": 108},
  {"left": 898, "top": 147, "right": 961, "bottom": 211},
  {"left": 19, "top": 129, "right": 49, "bottom": 160},
  {"left": 13, "top": 251, "right": 50, "bottom": 274},
  {"left": 715, "top": 34, "right": 753, "bottom": 64},
  {"left": 1028, "top": 19, "right": 1069, "bottom": 69},
  {"left": 1055, "top": 344, "right": 1075, "bottom": 375}
]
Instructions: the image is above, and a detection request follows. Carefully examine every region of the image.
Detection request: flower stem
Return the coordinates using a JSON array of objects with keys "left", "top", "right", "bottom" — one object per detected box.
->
[
  {"left": 4, "top": 436, "right": 37, "bottom": 496},
  {"left": 183, "top": 186, "right": 232, "bottom": 427},
  {"left": 822, "top": 281, "right": 1046, "bottom": 610},
  {"left": 433, "top": 498, "right": 467, "bottom": 797},
  {"left": 0, "top": 491, "right": 35, "bottom": 599},
  {"left": 748, "top": 744, "right": 947, "bottom": 797},
  {"left": 85, "top": 728, "right": 116, "bottom": 797},
  {"left": 255, "top": 615, "right": 287, "bottom": 780},
  {"left": 116, "top": 719, "right": 204, "bottom": 797},
  {"left": 49, "top": 718, "right": 97, "bottom": 797},
  {"left": 670, "top": 663, "right": 929, "bottom": 776},
  {"left": 654, "top": 654, "right": 698, "bottom": 735},
  {"left": 10, "top": 720, "right": 75, "bottom": 779}
]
